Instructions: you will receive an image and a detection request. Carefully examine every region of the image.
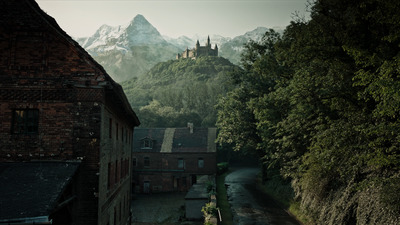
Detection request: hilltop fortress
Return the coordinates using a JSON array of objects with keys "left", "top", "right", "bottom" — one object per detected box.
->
[{"left": 176, "top": 36, "right": 218, "bottom": 59}]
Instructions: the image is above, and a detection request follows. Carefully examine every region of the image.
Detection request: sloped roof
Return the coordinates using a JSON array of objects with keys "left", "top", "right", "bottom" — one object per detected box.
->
[
  {"left": 0, "top": 0, "right": 139, "bottom": 126},
  {"left": 133, "top": 127, "right": 217, "bottom": 153},
  {"left": 0, "top": 162, "right": 80, "bottom": 222}
]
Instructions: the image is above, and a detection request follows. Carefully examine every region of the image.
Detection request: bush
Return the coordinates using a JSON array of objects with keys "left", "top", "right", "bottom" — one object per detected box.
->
[
  {"left": 202, "top": 202, "right": 218, "bottom": 217},
  {"left": 217, "top": 162, "right": 229, "bottom": 175}
]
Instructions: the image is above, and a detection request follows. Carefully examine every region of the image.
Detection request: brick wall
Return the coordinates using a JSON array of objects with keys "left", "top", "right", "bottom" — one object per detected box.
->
[
  {"left": 132, "top": 152, "right": 216, "bottom": 192},
  {"left": 1, "top": 2, "right": 139, "bottom": 224},
  {"left": 98, "top": 105, "right": 133, "bottom": 225},
  {"left": 0, "top": 2, "right": 103, "bottom": 225}
]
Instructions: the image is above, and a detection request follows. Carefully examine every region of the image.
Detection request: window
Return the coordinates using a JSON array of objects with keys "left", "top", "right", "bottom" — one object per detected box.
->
[
  {"left": 12, "top": 109, "right": 39, "bottom": 134},
  {"left": 116, "top": 123, "right": 119, "bottom": 140},
  {"left": 115, "top": 160, "right": 119, "bottom": 183},
  {"left": 107, "top": 163, "right": 111, "bottom": 190},
  {"left": 120, "top": 158, "right": 123, "bottom": 180},
  {"left": 119, "top": 201, "right": 121, "bottom": 222},
  {"left": 198, "top": 158, "right": 204, "bottom": 168},
  {"left": 114, "top": 207, "right": 116, "bottom": 225},
  {"left": 132, "top": 157, "right": 137, "bottom": 167},
  {"left": 178, "top": 158, "right": 185, "bottom": 169},
  {"left": 109, "top": 118, "right": 112, "bottom": 139},
  {"left": 141, "top": 138, "right": 153, "bottom": 149},
  {"left": 182, "top": 176, "right": 187, "bottom": 187},
  {"left": 144, "top": 157, "right": 150, "bottom": 167},
  {"left": 126, "top": 159, "right": 130, "bottom": 176}
]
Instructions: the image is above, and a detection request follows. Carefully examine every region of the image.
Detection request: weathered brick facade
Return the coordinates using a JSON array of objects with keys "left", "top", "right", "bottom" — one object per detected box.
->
[
  {"left": 132, "top": 127, "right": 217, "bottom": 193},
  {"left": 0, "top": 1, "right": 140, "bottom": 224}
]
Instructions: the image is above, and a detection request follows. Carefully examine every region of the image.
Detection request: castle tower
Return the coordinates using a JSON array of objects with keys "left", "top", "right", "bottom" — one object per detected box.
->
[{"left": 177, "top": 36, "right": 218, "bottom": 59}]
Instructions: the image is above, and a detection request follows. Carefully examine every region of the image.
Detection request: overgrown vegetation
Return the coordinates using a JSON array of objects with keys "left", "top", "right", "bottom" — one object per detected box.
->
[
  {"left": 215, "top": 0, "right": 400, "bottom": 224},
  {"left": 122, "top": 56, "right": 241, "bottom": 127},
  {"left": 216, "top": 171, "right": 233, "bottom": 225},
  {"left": 217, "top": 162, "right": 229, "bottom": 175}
]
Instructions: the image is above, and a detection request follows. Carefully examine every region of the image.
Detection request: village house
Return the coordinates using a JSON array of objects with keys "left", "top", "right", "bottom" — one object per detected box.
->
[
  {"left": 132, "top": 124, "right": 217, "bottom": 193},
  {"left": 0, "top": 1, "right": 140, "bottom": 225}
]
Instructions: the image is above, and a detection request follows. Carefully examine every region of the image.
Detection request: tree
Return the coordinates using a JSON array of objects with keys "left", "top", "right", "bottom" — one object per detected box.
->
[{"left": 216, "top": 0, "right": 400, "bottom": 223}]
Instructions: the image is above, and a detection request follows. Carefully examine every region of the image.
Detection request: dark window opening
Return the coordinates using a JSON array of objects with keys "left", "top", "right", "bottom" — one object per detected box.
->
[
  {"left": 107, "top": 163, "right": 111, "bottom": 190},
  {"left": 12, "top": 109, "right": 39, "bottom": 134},
  {"left": 115, "top": 160, "right": 119, "bottom": 183},
  {"left": 144, "top": 157, "right": 150, "bottom": 167},
  {"left": 178, "top": 158, "right": 185, "bottom": 169},
  {"left": 198, "top": 158, "right": 204, "bottom": 168},
  {"left": 116, "top": 123, "right": 119, "bottom": 140},
  {"left": 109, "top": 118, "right": 112, "bottom": 139},
  {"left": 141, "top": 138, "right": 153, "bottom": 149},
  {"left": 132, "top": 157, "right": 137, "bottom": 167}
]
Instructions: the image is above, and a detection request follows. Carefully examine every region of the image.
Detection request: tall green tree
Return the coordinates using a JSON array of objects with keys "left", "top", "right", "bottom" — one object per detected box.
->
[{"left": 216, "top": 0, "right": 400, "bottom": 223}]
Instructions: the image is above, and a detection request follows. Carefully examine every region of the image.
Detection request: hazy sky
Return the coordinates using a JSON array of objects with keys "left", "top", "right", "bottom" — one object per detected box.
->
[{"left": 36, "top": 0, "right": 311, "bottom": 38}]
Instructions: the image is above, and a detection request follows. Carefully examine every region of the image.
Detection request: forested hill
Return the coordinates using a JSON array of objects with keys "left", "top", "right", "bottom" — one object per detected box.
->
[{"left": 121, "top": 56, "right": 241, "bottom": 127}]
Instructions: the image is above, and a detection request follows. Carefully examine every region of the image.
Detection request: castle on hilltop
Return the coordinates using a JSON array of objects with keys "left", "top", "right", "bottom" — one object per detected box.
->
[{"left": 176, "top": 36, "right": 218, "bottom": 59}]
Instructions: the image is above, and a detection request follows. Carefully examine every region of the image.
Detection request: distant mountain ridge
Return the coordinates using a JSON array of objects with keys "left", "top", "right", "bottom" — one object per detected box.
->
[{"left": 75, "top": 14, "right": 281, "bottom": 82}]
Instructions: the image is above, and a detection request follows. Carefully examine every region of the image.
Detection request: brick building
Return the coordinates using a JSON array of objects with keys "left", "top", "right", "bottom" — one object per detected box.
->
[
  {"left": 132, "top": 125, "right": 217, "bottom": 193},
  {"left": 0, "top": 1, "right": 140, "bottom": 225}
]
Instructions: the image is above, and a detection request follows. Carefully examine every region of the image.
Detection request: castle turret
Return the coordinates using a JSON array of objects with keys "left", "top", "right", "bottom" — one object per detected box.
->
[{"left": 176, "top": 36, "right": 218, "bottom": 59}]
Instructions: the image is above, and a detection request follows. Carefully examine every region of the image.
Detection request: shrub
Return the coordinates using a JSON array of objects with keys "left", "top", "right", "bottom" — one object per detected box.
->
[{"left": 217, "top": 162, "right": 229, "bottom": 175}]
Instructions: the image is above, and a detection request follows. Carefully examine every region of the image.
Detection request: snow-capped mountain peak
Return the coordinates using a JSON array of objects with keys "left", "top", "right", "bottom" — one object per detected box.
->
[
  {"left": 74, "top": 14, "right": 270, "bottom": 82},
  {"left": 77, "top": 14, "right": 166, "bottom": 53},
  {"left": 124, "top": 14, "right": 166, "bottom": 45}
]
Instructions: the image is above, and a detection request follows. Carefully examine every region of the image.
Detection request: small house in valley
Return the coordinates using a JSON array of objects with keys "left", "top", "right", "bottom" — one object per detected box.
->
[{"left": 132, "top": 124, "right": 217, "bottom": 193}]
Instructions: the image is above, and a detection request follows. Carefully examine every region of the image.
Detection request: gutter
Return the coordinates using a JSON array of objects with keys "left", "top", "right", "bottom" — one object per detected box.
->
[
  {"left": 133, "top": 169, "right": 185, "bottom": 172},
  {"left": 0, "top": 216, "right": 52, "bottom": 224}
]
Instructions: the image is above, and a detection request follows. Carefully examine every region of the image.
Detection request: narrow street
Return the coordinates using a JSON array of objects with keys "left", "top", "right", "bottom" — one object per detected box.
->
[{"left": 225, "top": 167, "right": 301, "bottom": 225}]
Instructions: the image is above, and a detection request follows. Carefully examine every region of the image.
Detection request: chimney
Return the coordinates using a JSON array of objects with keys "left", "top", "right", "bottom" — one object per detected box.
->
[{"left": 187, "top": 122, "right": 194, "bottom": 134}]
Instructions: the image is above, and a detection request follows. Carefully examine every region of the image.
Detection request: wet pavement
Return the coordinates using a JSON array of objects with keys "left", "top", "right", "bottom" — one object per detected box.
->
[{"left": 225, "top": 167, "right": 301, "bottom": 225}]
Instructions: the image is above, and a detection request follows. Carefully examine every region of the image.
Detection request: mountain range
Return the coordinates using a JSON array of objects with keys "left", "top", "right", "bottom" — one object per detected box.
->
[{"left": 75, "top": 14, "right": 280, "bottom": 82}]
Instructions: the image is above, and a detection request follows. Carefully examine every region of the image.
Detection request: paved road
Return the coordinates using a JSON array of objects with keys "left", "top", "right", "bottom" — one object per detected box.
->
[{"left": 225, "top": 167, "right": 301, "bottom": 225}]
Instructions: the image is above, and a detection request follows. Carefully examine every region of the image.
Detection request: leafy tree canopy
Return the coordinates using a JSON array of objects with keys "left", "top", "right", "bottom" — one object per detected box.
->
[{"left": 215, "top": 0, "right": 400, "bottom": 223}]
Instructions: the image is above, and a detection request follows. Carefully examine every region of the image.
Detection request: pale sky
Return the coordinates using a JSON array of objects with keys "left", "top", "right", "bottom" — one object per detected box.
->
[{"left": 36, "top": 0, "right": 311, "bottom": 38}]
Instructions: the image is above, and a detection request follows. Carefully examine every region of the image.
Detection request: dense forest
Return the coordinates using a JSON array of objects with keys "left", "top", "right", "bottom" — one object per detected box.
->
[
  {"left": 216, "top": 0, "right": 400, "bottom": 224},
  {"left": 122, "top": 56, "right": 241, "bottom": 127}
]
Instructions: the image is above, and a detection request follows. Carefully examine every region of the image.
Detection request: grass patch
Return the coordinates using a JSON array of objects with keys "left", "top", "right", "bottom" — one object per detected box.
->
[{"left": 216, "top": 171, "right": 233, "bottom": 225}]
